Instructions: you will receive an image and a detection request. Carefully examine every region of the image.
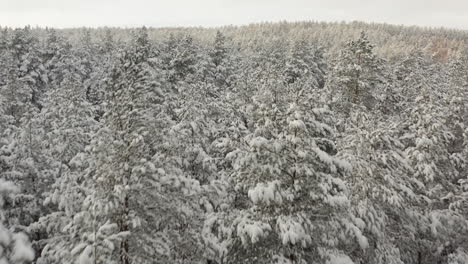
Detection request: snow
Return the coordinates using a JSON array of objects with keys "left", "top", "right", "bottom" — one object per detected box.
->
[
  {"left": 69, "top": 152, "right": 86, "bottom": 167},
  {"left": 289, "top": 120, "right": 306, "bottom": 131},
  {"left": 334, "top": 158, "right": 353, "bottom": 173},
  {"left": 202, "top": 214, "right": 228, "bottom": 257},
  {"left": 10, "top": 233, "right": 35, "bottom": 263},
  {"left": 415, "top": 136, "right": 433, "bottom": 148},
  {"left": 430, "top": 212, "right": 442, "bottom": 236},
  {"left": 2, "top": 23, "right": 467, "bottom": 264},
  {"left": 352, "top": 216, "right": 366, "bottom": 230},
  {"left": 423, "top": 163, "right": 435, "bottom": 181},
  {"left": 326, "top": 195, "right": 349, "bottom": 207},
  {"left": 0, "top": 181, "right": 33, "bottom": 264},
  {"left": 0, "top": 179, "right": 19, "bottom": 204},
  {"left": 0, "top": 225, "right": 11, "bottom": 247},
  {"left": 273, "top": 255, "right": 293, "bottom": 264},
  {"left": 276, "top": 216, "right": 312, "bottom": 247},
  {"left": 327, "top": 254, "right": 354, "bottom": 264},
  {"left": 153, "top": 236, "right": 171, "bottom": 256},
  {"left": 71, "top": 243, "right": 88, "bottom": 256},
  {"left": 343, "top": 219, "right": 369, "bottom": 249},
  {"left": 249, "top": 136, "right": 269, "bottom": 149},
  {"left": 98, "top": 221, "right": 118, "bottom": 235},
  {"left": 77, "top": 245, "right": 94, "bottom": 264},
  {"left": 236, "top": 217, "right": 271, "bottom": 245},
  {"left": 313, "top": 147, "right": 333, "bottom": 166},
  {"left": 448, "top": 248, "right": 468, "bottom": 264},
  {"left": 248, "top": 181, "right": 283, "bottom": 205}
]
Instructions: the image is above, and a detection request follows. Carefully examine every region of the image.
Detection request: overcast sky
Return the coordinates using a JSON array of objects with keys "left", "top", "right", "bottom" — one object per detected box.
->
[{"left": 1, "top": 0, "right": 468, "bottom": 30}]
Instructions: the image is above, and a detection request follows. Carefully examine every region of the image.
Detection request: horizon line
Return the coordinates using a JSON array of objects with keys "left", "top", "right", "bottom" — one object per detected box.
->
[{"left": 1, "top": 19, "right": 468, "bottom": 32}]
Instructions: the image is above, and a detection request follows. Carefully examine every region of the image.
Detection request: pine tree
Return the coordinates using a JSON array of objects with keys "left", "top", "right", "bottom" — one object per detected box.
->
[
  {"left": 8, "top": 27, "right": 47, "bottom": 111},
  {"left": 284, "top": 39, "right": 326, "bottom": 88},
  {"left": 337, "top": 112, "right": 416, "bottom": 264},
  {"left": 161, "top": 34, "right": 199, "bottom": 86},
  {"left": 327, "top": 32, "right": 385, "bottom": 112},
  {"left": 42, "top": 28, "right": 73, "bottom": 88},
  {"left": 0, "top": 180, "right": 35, "bottom": 264},
  {"left": 208, "top": 70, "right": 359, "bottom": 263},
  {"left": 206, "top": 31, "right": 236, "bottom": 87},
  {"left": 73, "top": 27, "right": 157, "bottom": 264},
  {"left": 0, "top": 28, "right": 10, "bottom": 88},
  {"left": 399, "top": 87, "right": 467, "bottom": 263},
  {"left": 0, "top": 102, "right": 44, "bottom": 250},
  {"left": 67, "top": 27, "right": 201, "bottom": 264},
  {"left": 29, "top": 72, "right": 98, "bottom": 263}
]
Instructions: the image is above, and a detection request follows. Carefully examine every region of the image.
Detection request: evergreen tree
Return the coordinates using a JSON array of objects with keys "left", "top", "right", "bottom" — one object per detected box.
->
[
  {"left": 337, "top": 112, "right": 416, "bottom": 264},
  {"left": 284, "top": 39, "right": 326, "bottom": 88},
  {"left": 8, "top": 27, "right": 47, "bottom": 111},
  {"left": 72, "top": 27, "right": 157, "bottom": 264},
  {"left": 42, "top": 28, "right": 73, "bottom": 88},
  {"left": 327, "top": 32, "right": 385, "bottom": 111},
  {"left": 30, "top": 72, "right": 98, "bottom": 263},
  {"left": 161, "top": 34, "right": 199, "bottom": 86},
  {"left": 206, "top": 31, "right": 236, "bottom": 87},
  {"left": 208, "top": 71, "right": 360, "bottom": 263},
  {"left": 0, "top": 180, "right": 35, "bottom": 264}
]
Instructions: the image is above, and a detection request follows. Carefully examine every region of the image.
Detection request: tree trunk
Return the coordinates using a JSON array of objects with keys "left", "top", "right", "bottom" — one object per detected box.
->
[{"left": 120, "top": 195, "right": 130, "bottom": 264}]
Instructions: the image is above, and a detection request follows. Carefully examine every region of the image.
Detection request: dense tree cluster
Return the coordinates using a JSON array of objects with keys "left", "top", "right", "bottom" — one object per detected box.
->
[{"left": 0, "top": 22, "right": 467, "bottom": 264}]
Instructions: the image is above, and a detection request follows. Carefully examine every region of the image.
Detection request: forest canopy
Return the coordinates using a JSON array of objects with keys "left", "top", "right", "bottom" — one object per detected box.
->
[{"left": 0, "top": 21, "right": 467, "bottom": 264}]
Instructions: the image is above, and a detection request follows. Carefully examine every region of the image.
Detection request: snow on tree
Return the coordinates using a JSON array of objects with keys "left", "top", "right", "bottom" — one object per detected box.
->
[
  {"left": 0, "top": 28, "right": 10, "bottom": 88},
  {"left": 206, "top": 65, "right": 360, "bottom": 263},
  {"left": 336, "top": 110, "right": 416, "bottom": 264},
  {"left": 284, "top": 38, "right": 326, "bottom": 88},
  {"left": 398, "top": 84, "right": 468, "bottom": 263},
  {"left": 203, "top": 30, "right": 237, "bottom": 88},
  {"left": 0, "top": 105, "right": 46, "bottom": 251},
  {"left": 0, "top": 179, "right": 34, "bottom": 264},
  {"left": 7, "top": 27, "right": 47, "bottom": 111},
  {"left": 26, "top": 71, "right": 100, "bottom": 264},
  {"left": 1, "top": 27, "right": 44, "bottom": 124},
  {"left": 41, "top": 29, "right": 74, "bottom": 88},
  {"left": 69, "top": 27, "right": 159, "bottom": 264},
  {"left": 0, "top": 22, "right": 467, "bottom": 264},
  {"left": 326, "top": 31, "right": 386, "bottom": 112},
  {"left": 62, "top": 27, "right": 200, "bottom": 264},
  {"left": 160, "top": 34, "right": 199, "bottom": 87}
]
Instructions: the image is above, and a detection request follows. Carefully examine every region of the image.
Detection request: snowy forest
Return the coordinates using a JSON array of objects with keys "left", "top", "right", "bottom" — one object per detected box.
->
[{"left": 0, "top": 21, "right": 467, "bottom": 264}]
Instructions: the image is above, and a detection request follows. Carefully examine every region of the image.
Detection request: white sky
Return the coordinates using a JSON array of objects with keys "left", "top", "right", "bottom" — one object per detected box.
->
[{"left": 1, "top": 0, "right": 468, "bottom": 30}]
